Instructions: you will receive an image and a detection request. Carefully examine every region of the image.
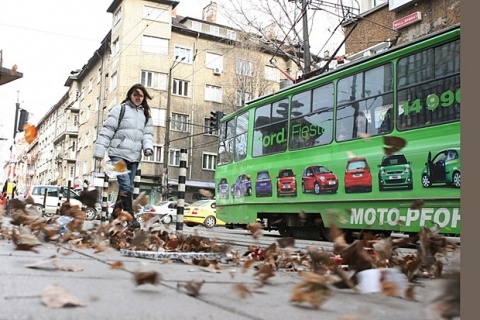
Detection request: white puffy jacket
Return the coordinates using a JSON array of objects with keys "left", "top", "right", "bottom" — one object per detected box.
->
[{"left": 94, "top": 100, "right": 154, "bottom": 162}]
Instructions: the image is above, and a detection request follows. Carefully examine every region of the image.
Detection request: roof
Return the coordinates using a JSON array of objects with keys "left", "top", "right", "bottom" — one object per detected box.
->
[{"left": 0, "top": 66, "right": 23, "bottom": 86}]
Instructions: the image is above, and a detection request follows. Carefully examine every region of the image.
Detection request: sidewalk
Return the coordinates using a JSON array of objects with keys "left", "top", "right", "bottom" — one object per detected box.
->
[{"left": 0, "top": 223, "right": 449, "bottom": 320}]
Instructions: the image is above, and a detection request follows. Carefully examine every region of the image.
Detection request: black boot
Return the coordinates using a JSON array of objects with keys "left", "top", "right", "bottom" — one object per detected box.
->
[{"left": 121, "top": 192, "right": 140, "bottom": 229}]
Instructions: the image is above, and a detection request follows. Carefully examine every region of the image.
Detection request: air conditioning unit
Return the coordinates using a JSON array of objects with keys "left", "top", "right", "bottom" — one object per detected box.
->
[{"left": 213, "top": 67, "right": 222, "bottom": 75}]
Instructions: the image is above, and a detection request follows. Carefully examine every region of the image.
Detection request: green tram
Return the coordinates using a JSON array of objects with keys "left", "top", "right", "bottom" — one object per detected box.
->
[{"left": 214, "top": 25, "right": 460, "bottom": 241}]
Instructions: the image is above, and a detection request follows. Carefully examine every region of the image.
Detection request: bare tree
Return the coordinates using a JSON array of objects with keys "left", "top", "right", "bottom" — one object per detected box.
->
[
  {"left": 217, "top": 0, "right": 352, "bottom": 75},
  {"left": 222, "top": 41, "right": 280, "bottom": 112}
]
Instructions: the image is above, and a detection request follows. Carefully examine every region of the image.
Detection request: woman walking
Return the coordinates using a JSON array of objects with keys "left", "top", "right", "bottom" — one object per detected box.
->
[{"left": 94, "top": 84, "right": 154, "bottom": 228}]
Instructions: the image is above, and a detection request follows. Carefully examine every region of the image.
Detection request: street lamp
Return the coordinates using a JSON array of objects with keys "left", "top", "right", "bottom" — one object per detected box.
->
[{"left": 162, "top": 55, "right": 185, "bottom": 200}]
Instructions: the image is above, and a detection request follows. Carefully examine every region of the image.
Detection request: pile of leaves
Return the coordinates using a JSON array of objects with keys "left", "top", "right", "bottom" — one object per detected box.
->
[{"left": 0, "top": 192, "right": 459, "bottom": 315}]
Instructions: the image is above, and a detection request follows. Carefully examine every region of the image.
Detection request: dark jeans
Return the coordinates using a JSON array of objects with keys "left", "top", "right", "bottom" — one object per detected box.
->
[{"left": 109, "top": 156, "right": 138, "bottom": 194}]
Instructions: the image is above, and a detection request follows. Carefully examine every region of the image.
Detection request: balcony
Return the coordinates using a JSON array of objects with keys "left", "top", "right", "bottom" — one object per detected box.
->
[{"left": 53, "top": 125, "right": 78, "bottom": 144}]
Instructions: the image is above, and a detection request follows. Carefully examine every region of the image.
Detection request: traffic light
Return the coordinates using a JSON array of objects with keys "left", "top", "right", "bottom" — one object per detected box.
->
[
  {"left": 17, "top": 109, "right": 29, "bottom": 132},
  {"left": 209, "top": 111, "right": 225, "bottom": 134}
]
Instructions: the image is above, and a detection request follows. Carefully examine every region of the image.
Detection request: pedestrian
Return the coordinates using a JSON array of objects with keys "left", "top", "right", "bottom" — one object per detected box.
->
[{"left": 93, "top": 83, "right": 154, "bottom": 228}]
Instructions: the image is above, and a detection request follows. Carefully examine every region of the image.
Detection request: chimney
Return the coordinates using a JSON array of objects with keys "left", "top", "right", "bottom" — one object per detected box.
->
[
  {"left": 202, "top": 2, "right": 217, "bottom": 23},
  {"left": 172, "top": 7, "right": 177, "bottom": 18}
]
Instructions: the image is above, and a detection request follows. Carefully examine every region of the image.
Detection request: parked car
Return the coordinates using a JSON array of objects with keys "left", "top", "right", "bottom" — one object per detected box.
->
[
  {"left": 148, "top": 200, "right": 190, "bottom": 224},
  {"left": 217, "top": 178, "right": 229, "bottom": 199},
  {"left": 421, "top": 148, "right": 461, "bottom": 188},
  {"left": 22, "top": 185, "right": 98, "bottom": 219},
  {"left": 301, "top": 165, "right": 338, "bottom": 194},
  {"left": 277, "top": 168, "right": 297, "bottom": 197},
  {"left": 183, "top": 200, "right": 224, "bottom": 228},
  {"left": 231, "top": 174, "right": 252, "bottom": 198},
  {"left": 255, "top": 170, "right": 272, "bottom": 197},
  {"left": 344, "top": 157, "right": 372, "bottom": 193},
  {"left": 378, "top": 153, "right": 413, "bottom": 191}
]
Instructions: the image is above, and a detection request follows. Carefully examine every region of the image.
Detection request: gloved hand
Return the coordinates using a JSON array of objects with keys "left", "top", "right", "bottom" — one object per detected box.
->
[{"left": 144, "top": 149, "right": 153, "bottom": 157}]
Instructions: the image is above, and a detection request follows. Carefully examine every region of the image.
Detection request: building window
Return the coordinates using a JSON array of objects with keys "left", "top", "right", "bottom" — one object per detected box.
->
[
  {"left": 206, "top": 52, "right": 223, "bottom": 70},
  {"left": 73, "top": 115, "right": 78, "bottom": 126},
  {"left": 174, "top": 46, "right": 192, "bottom": 64},
  {"left": 143, "top": 6, "right": 169, "bottom": 22},
  {"left": 143, "top": 145, "right": 163, "bottom": 162},
  {"left": 110, "top": 71, "right": 118, "bottom": 91},
  {"left": 86, "top": 105, "right": 91, "bottom": 122},
  {"left": 192, "top": 21, "right": 202, "bottom": 32},
  {"left": 210, "top": 25, "right": 220, "bottom": 36},
  {"left": 172, "top": 79, "right": 189, "bottom": 97},
  {"left": 170, "top": 113, "right": 189, "bottom": 132},
  {"left": 168, "top": 149, "right": 181, "bottom": 166},
  {"left": 227, "top": 30, "right": 237, "bottom": 40},
  {"left": 151, "top": 108, "right": 166, "bottom": 127},
  {"left": 205, "top": 84, "right": 222, "bottom": 103},
  {"left": 359, "top": 0, "right": 387, "bottom": 13},
  {"left": 97, "top": 67, "right": 102, "bottom": 84},
  {"left": 204, "top": 118, "right": 215, "bottom": 134},
  {"left": 265, "top": 65, "right": 280, "bottom": 82},
  {"left": 141, "top": 70, "right": 167, "bottom": 90},
  {"left": 88, "top": 77, "right": 93, "bottom": 92},
  {"left": 80, "top": 87, "right": 85, "bottom": 100},
  {"left": 236, "top": 91, "right": 252, "bottom": 107},
  {"left": 203, "top": 153, "right": 217, "bottom": 170},
  {"left": 142, "top": 36, "right": 168, "bottom": 55},
  {"left": 112, "top": 37, "right": 120, "bottom": 56},
  {"left": 114, "top": 7, "right": 122, "bottom": 26},
  {"left": 236, "top": 59, "right": 253, "bottom": 77},
  {"left": 96, "top": 97, "right": 100, "bottom": 111}
]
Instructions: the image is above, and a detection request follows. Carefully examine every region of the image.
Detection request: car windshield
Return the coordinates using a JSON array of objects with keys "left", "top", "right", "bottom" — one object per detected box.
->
[
  {"left": 191, "top": 200, "right": 213, "bottom": 207},
  {"left": 280, "top": 170, "right": 293, "bottom": 177},
  {"left": 382, "top": 155, "right": 407, "bottom": 166},
  {"left": 314, "top": 166, "right": 330, "bottom": 174},
  {"left": 257, "top": 172, "right": 269, "bottom": 179},
  {"left": 347, "top": 160, "right": 367, "bottom": 170}
]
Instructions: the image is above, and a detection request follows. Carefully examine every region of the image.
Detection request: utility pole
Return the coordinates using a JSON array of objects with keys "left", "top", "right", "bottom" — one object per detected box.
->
[
  {"left": 13, "top": 91, "right": 20, "bottom": 140},
  {"left": 302, "top": 0, "right": 311, "bottom": 75},
  {"left": 162, "top": 56, "right": 185, "bottom": 200}
]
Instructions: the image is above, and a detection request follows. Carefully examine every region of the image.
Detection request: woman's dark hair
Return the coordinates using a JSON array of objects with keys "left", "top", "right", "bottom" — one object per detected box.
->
[{"left": 122, "top": 83, "right": 152, "bottom": 121}]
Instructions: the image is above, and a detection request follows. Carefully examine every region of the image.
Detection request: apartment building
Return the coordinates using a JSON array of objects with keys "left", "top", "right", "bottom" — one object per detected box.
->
[
  {"left": 21, "top": 0, "right": 297, "bottom": 203},
  {"left": 341, "top": 0, "right": 460, "bottom": 59}
]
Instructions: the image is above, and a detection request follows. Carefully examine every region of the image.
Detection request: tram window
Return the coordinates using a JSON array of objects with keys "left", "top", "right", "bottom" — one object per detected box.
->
[
  {"left": 253, "top": 99, "right": 288, "bottom": 157},
  {"left": 397, "top": 40, "right": 460, "bottom": 131},
  {"left": 234, "top": 111, "right": 249, "bottom": 162}
]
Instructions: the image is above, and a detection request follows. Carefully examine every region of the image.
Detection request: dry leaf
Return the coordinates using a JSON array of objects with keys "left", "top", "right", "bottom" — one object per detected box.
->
[
  {"left": 178, "top": 279, "right": 205, "bottom": 297},
  {"left": 410, "top": 199, "right": 425, "bottom": 210},
  {"left": 56, "top": 264, "right": 83, "bottom": 272},
  {"left": 24, "top": 124, "right": 37, "bottom": 143},
  {"left": 198, "top": 189, "right": 213, "bottom": 198},
  {"left": 10, "top": 64, "right": 18, "bottom": 75},
  {"left": 277, "top": 237, "right": 295, "bottom": 248},
  {"left": 133, "top": 271, "right": 161, "bottom": 286},
  {"left": 254, "top": 263, "right": 275, "bottom": 283},
  {"left": 346, "top": 150, "right": 356, "bottom": 159},
  {"left": 247, "top": 222, "right": 263, "bottom": 239},
  {"left": 290, "top": 272, "right": 333, "bottom": 309},
  {"left": 110, "top": 261, "right": 124, "bottom": 270},
  {"left": 383, "top": 136, "right": 407, "bottom": 155},
  {"left": 25, "top": 256, "right": 58, "bottom": 269},
  {"left": 233, "top": 284, "right": 252, "bottom": 299},
  {"left": 41, "top": 284, "right": 86, "bottom": 308}
]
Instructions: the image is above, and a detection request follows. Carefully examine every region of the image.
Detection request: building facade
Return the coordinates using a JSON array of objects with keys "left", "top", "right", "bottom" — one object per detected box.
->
[
  {"left": 20, "top": 0, "right": 297, "bottom": 204},
  {"left": 342, "top": 0, "right": 460, "bottom": 59}
]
